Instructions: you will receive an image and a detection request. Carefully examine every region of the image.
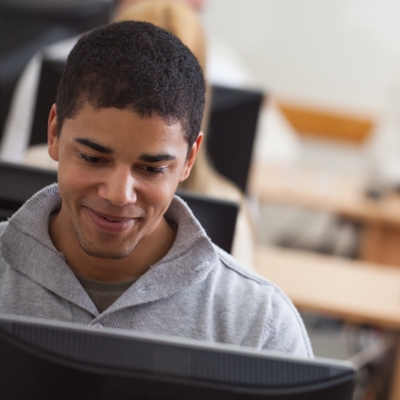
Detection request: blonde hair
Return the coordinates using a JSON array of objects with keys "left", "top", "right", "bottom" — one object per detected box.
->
[{"left": 117, "top": 0, "right": 206, "bottom": 71}]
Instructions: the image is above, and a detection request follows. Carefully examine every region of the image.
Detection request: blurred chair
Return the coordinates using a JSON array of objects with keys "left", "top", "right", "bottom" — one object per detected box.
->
[
  {"left": 0, "top": 162, "right": 239, "bottom": 254},
  {"left": 0, "top": 0, "right": 112, "bottom": 137}
]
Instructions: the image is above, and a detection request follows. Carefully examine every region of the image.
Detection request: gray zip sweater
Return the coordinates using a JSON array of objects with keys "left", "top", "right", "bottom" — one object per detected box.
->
[{"left": 0, "top": 184, "right": 312, "bottom": 358}]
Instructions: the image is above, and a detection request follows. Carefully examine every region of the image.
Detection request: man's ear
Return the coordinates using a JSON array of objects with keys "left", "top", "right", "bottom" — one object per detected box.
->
[
  {"left": 179, "top": 131, "right": 204, "bottom": 182},
  {"left": 48, "top": 104, "right": 60, "bottom": 161}
]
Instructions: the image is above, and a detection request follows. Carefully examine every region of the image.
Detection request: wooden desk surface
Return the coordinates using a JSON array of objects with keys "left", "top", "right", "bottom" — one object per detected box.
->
[
  {"left": 255, "top": 245, "right": 400, "bottom": 330},
  {"left": 250, "top": 162, "right": 400, "bottom": 227}
]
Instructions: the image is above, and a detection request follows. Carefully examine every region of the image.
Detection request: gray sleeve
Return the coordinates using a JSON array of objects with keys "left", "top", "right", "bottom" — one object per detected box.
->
[{"left": 261, "top": 287, "right": 314, "bottom": 358}]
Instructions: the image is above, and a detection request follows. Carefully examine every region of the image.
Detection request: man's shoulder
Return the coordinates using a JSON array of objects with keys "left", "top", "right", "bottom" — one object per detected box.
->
[
  {"left": 213, "top": 245, "right": 275, "bottom": 287},
  {"left": 210, "top": 246, "right": 313, "bottom": 358},
  {"left": 213, "top": 247, "right": 305, "bottom": 317},
  {"left": 209, "top": 245, "right": 288, "bottom": 308}
]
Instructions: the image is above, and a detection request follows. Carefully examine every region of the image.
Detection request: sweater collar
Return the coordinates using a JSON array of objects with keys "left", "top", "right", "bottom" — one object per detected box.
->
[{"left": 1, "top": 184, "right": 217, "bottom": 316}]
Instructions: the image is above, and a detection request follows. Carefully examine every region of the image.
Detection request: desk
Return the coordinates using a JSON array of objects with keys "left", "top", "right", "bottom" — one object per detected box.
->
[
  {"left": 255, "top": 245, "right": 400, "bottom": 400},
  {"left": 250, "top": 162, "right": 400, "bottom": 266}
]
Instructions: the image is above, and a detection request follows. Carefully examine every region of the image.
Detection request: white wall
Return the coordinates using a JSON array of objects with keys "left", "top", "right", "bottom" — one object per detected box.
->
[{"left": 202, "top": 0, "right": 400, "bottom": 117}]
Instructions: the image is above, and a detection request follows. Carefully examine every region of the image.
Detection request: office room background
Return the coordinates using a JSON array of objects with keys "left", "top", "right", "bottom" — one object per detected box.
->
[
  {"left": 205, "top": 3, "right": 400, "bottom": 399},
  {"left": 204, "top": 0, "right": 400, "bottom": 116},
  {"left": 203, "top": 0, "right": 400, "bottom": 176},
  {"left": 2, "top": 1, "right": 400, "bottom": 399}
]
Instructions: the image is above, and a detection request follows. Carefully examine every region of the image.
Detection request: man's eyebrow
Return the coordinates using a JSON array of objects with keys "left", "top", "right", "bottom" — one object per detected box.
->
[
  {"left": 74, "top": 138, "right": 113, "bottom": 154},
  {"left": 139, "top": 154, "right": 176, "bottom": 163}
]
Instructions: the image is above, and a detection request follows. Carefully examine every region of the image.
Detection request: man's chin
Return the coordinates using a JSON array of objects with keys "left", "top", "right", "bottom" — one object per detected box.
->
[{"left": 80, "top": 244, "right": 132, "bottom": 260}]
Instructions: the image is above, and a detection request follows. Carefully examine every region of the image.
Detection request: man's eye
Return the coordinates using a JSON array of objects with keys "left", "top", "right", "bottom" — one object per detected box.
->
[
  {"left": 142, "top": 166, "right": 166, "bottom": 174},
  {"left": 78, "top": 153, "right": 104, "bottom": 164}
]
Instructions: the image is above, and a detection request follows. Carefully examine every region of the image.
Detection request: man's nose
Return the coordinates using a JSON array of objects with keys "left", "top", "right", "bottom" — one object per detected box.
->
[{"left": 98, "top": 167, "right": 137, "bottom": 206}]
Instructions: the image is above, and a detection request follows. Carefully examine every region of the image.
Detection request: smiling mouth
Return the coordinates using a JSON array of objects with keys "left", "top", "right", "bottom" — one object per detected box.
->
[
  {"left": 83, "top": 206, "right": 140, "bottom": 233},
  {"left": 91, "top": 209, "right": 135, "bottom": 223},
  {"left": 97, "top": 214, "right": 129, "bottom": 223}
]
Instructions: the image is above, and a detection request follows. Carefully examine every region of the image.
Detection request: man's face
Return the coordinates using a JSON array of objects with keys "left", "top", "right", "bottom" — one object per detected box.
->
[{"left": 48, "top": 103, "right": 201, "bottom": 260}]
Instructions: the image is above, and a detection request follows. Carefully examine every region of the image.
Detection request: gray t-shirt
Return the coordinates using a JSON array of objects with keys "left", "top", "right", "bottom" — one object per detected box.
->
[{"left": 76, "top": 275, "right": 137, "bottom": 313}]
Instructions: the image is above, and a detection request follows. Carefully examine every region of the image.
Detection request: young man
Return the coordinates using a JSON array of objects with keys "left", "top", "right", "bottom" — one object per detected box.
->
[{"left": 0, "top": 21, "right": 312, "bottom": 358}]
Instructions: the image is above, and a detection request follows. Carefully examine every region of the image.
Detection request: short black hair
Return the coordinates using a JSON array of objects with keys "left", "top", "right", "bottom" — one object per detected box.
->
[{"left": 56, "top": 21, "right": 206, "bottom": 148}]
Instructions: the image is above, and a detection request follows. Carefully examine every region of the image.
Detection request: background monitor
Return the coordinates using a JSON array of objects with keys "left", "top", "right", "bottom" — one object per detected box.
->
[
  {"left": 30, "top": 58, "right": 66, "bottom": 146},
  {"left": 0, "top": 313, "right": 356, "bottom": 400},
  {"left": 0, "top": 162, "right": 57, "bottom": 221},
  {"left": 206, "top": 85, "right": 264, "bottom": 193}
]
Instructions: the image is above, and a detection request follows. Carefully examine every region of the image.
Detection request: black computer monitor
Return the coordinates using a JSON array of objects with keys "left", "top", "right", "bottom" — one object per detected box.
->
[
  {"left": 176, "top": 190, "right": 238, "bottom": 253},
  {"left": 0, "top": 162, "right": 57, "bottom": 222},
  {"left": 206, "top": 85, "right": 264, "bottom": 193},
  {"left": 0, "top": 314, "right": 356, "bottom": 400},
  {"left": 30, "top": 58, "right": 66, "bottom": 147}
]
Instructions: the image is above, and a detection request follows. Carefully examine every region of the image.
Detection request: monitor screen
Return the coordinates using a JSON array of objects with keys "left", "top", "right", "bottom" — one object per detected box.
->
[
  {"left": 0, "top": 313, "right": 356, "bottom": 400},
  {"left": 206, "top": 85, "right": 263, "bottom": 193}
]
